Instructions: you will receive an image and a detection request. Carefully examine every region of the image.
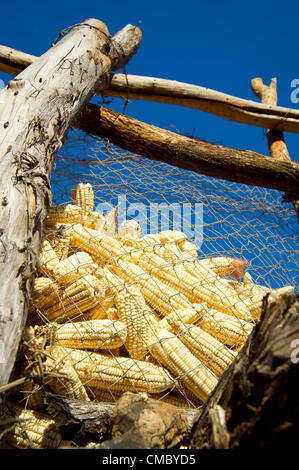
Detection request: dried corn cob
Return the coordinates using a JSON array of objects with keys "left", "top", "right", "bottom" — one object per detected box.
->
[
  {"left": 52, "top": 251, "right": 98, "bottom": 286},
  {"left": 111, "top": 260, "right": 193, "bottom": 317},
  {"left": 83, "top": 299, "right": 116, "bottom": 320},
  {"left": 28, "top": 278, "right": 60, "bottom": 324},
  {"left": 177, "top": 240, "right": 199, "bottom": 258},
  {"left": 194, "top": 305, "right": 254, "bottom": 347},
  {"left": 71, "top": 183, "right": 94, "bottom": 212},
  {"left": 68, "top": 223, "right": 130, "bottom": 263},
  {"left": 48, "top": 319, "right": 127, "bottom": 350},
  {"left": 45, "top": 204, "right": 83, "bottom": 226},
  {"left": 30, "top": 277, "right": 59, "bottom": 309},
  {"left": 114, "top": 284, "right": 154, "bottom": 360},
  {"left": 158, "top": 306, "right": 203, "bottom": 329},
  {"left": 123, "top": 234, "right": 165, "bottom": 257},
  {"left": 168, "top": 319, "right": 236, "bottom": 377},
  {"left": 158, "top": 230, "right": 187, "bottom": 244},
  {"left": 44, "top": 353, "right": 90, "bottom": 401},
  {"left": 240, "top": 285, "right": 294, "bottom": 319},
  {"left": 81, "top": 210, "right": 105, "bottom": 229},
  {"left": 134, "top": 251, "right": 251, "bottom": 320},
  {"left": 40, "top": 274, "right": 103, "bottom": 323},
  {"left": 20, "top": 380, "right": 45, "bottom": 412},
  {"left": 199, "top": 256, "right": 247, "bottom": 280},
  {"left": 2, "top": 401, "right": 62, "bottom": 449},
  {"left": 49, "top": 346, "right": 175, "bottom": 394},
  {"left": 46, "top": 224, "right": 71, "bottom": 261},
  {"left": 38, "top": 240, "right": 60, "bottom": 277},
  {"left": 149, "top": 327, "right": 218, "bottom": 402},
  {"left": 160, "top": 245, "right": 252, "bottom": 321},
  {"left": 131, "top": 251, "right": 202, "bottom": 302}
]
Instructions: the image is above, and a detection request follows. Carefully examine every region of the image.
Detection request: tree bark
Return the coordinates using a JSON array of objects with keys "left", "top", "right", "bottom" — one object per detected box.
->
[
  {"left": 76, "top": 104, "right": 299, "bottom": 197},
  {"left": 0, "top": 19, "right": 141, "bottom": 388},
  {"left": 2, "top": 45, "right": 299, "bottom": 133},
  {"left": 45, "top": 393, "right": 115, "bottom": 445},
  {"left": 190, "top": 293, "right": 299, "bottom": 448}
]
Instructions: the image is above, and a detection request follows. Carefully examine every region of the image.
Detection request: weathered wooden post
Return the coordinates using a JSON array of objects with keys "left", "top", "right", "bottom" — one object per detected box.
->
[{"left": 0, "top": 18, "right": 141, "bottom": 388}]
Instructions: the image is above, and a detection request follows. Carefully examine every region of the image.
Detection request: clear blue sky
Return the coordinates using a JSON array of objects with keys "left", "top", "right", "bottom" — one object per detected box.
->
[
  {"left": 0, "top": 0, "right": 298, "bottom": 294},
  {"left": 1, "top": 0, "right": 299, "bottom": 160},
  {"left": 0, "top": 0, "right": 298, "bottom": 291}
]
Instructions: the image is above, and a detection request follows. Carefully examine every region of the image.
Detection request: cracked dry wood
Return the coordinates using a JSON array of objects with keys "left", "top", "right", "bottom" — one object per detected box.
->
[
  {"left": 190, "top": 293, "right": 299, "bottom": 448},
  {"left": 0, "top": 18, "right": 142, "bottom": 389},
  {"left": 76, "top": 105, "right": 299, "bottom": 197}
]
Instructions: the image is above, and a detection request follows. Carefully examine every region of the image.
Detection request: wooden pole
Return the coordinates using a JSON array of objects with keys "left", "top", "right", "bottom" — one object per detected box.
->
[
  {"left": 251, "top": 77, "right": 299, "bottom": 219},
  {"left": 2, "top": 45, "right": 299, "bottom": 134},
  {"left": 75, "top": 104, "right": 299, "bottom": 197},
  {"left": 0, "top": 20, "right": 142, "bottom": 388}
]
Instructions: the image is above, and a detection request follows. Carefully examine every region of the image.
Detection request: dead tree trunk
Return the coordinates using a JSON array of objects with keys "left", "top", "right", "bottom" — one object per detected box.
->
[
  {"left": 0, "top": 19, "right": 141, "bottom": 388},
  {"left": 190, "top": 293, "right": 299, "bottom": 448}
]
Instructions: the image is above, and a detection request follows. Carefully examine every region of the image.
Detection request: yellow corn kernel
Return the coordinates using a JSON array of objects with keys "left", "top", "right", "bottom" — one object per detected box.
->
[
  {"left": 2, "top": 401, "right": 62, "bottom": 449},
  {"left": 148, "top": 327, "right": 218, "bottom": 402},
  {"left": 68, "top": 223, "right": 130, "bottom": 263},
  {"left": 20, "top": 380, "right": 45, "bottom": 412},
  {"left": 177, "top": 240, "right": 199, "bottom": 258},
  {"left": 111, "top": 260, "right": 193, "bottom": 317},
  {"left": 44, "top": 353, "right": 90, "bottom": 401},
  {"left": 38, "top": 240, "right": 59, "bottom": 277},
  {"left": 49, "top": 319, "right": 127, "bottom": 350},
  {"left": 114, "top": 284, "right": 154, "bottom": 360},
  {"left": 168, "top": 319, "right": 236, "bottom": 377},
  {"left": 48, "top": 346, "right": 175, "bottom": 395},
  {"left": 40, "top": 274, "right": 103, "bottom": 323},
  {"left": 45, "top": 204, "right": 83, "bottom": 226},
  {"left": 71, "top": 183, "right": 94, "bottom": 212},
  {"left": 52, "top": 251, "right": 98, "bottom": 286},
  {"left": 28, "top": 278, "right": 60, "bottom": 324},
  {"left": 83, "top": 298, "right": 116, "bottom": 321},
  {"left": 194, "top": 305, "right": 254, "bottom": 348},
  {"left": 158, "top": 306, "right": 202, "bottom": 329}
]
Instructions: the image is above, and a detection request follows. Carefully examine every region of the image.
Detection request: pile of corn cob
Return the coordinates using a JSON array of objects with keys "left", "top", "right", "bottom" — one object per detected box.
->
[{"left": 2, "top": 183, "right": 294, "bottom": 449}]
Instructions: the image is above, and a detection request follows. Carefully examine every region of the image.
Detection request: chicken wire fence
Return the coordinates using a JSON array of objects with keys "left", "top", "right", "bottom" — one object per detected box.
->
[{"left": 5, "top": 128, "right": 298, "bottom": 448}]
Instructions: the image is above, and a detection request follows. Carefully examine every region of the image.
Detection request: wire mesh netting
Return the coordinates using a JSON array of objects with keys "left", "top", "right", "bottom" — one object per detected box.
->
[{"left": 3, "top": 129, "right": 298, "bottom": 449}]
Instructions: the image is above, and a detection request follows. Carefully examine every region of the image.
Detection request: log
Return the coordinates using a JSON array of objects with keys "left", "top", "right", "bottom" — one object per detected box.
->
[
  {"left": 0, "top": 19, "right": 142, "bottom": 388},
  {"left": 251, "top": 77, "right": 299, "bottom": 220},
  {"left": 45, "top": 393, "right": 115, "bottom": 445},
  {"left": 2, "top": 44, "right": 299, "bottom": 133},
  {"left": 104, "top": 74, "right": 299, "bottom": 133},
  {"left": 44, "top": 392, "right": 198, "bottom": 448},
  {"left": 76, "top": 104, "right": 299, "bottom": 197},
  {"left": 190, "top": 293, "right": 299, "bottom": 448}
]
